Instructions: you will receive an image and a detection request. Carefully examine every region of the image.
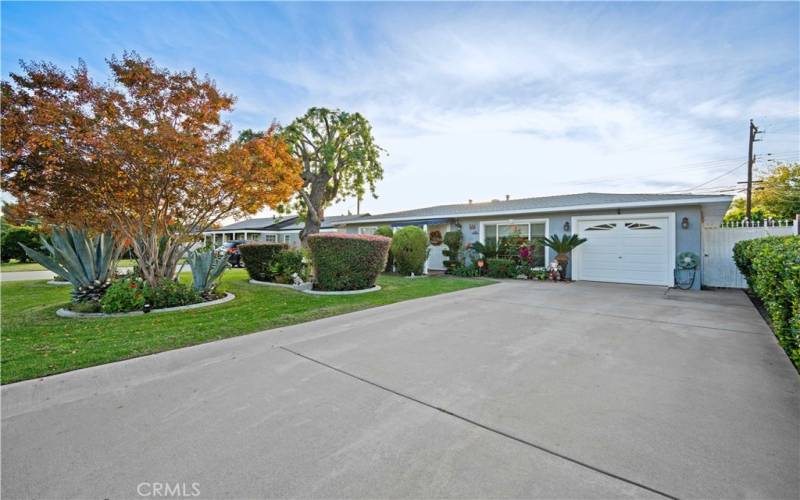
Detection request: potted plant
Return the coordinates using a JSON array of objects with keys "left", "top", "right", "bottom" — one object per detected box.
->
[{"left": 542, "top": 234, "right": 587, "bottom": 279}]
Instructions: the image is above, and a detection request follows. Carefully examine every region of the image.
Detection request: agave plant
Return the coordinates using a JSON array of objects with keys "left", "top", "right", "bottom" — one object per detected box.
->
[
  {"left": 20, "top": 227, "right": 122, "bottom": 303},
  {"left": 186, "top": 249, "right": 229, "bottom": 297},
  {"left": 542, "top": 233, "right": 588, "bottom": 272}
]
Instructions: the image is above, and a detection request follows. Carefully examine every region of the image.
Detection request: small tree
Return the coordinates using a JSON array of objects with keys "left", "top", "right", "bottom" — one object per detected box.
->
[
  {"left": 281, "top": 108, "right": 384, "bottom": 243},
  {"left": 724, "top": 162, "right": 800, "bottom": 222},
  {"left": 1, "top": 54, "right": 303, "bottom": 286},
  {"left": 392, "top": 226, "right": 428, "bottom": 276},
  {"left": 442, "top": 231, "right": 464, "bottom": 271}
]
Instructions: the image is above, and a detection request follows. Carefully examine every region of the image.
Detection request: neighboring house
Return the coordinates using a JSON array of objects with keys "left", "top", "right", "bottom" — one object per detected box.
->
[
  {"left": 202, "top": 214, "right": 364, "bottom": 247},
  {"left": 337, "top": 192, "right": 733, "bottom": 289}
]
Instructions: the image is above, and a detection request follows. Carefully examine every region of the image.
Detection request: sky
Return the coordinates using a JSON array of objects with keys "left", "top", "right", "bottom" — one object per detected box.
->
[{"left": 2, "top": 1, "right": 798, "bottom": 218}]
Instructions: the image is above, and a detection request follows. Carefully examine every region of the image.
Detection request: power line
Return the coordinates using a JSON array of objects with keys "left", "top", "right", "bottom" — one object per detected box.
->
[{"left": 666, "top": 161, "right": 747, "bottom": 193}]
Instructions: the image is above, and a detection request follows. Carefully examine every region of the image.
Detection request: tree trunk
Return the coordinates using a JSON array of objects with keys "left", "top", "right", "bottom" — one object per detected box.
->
[{"left": 299, "top": 178, "right": 328, "bottom": 245}]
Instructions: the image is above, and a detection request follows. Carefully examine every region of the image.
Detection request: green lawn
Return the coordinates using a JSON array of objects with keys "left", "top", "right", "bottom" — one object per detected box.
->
[
  {"left": 1, "top": 258, "right": 140, "bottom": 272},
  {"left": 0, "top": 270, "right": 491, "bottom": 384}
]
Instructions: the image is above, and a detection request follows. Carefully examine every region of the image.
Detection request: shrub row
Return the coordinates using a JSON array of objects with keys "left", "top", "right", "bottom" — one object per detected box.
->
[
  {"left": 1, "top": 224, "right": 43, "bottom": 263},
  {"left": 307, "top": 233, "right": 391, "bottom": 291},
  {"left": 238, "top": 243, "right": 306, "bottom": 284},
  {"left": 100, "top": 277, "right": 201, "bottom": 313},
  {"left": 733, "top": 236, "right": 800, "bottom": 368},
  {"left": 485, "top": 258, "right": 516, "bottom": 278}
]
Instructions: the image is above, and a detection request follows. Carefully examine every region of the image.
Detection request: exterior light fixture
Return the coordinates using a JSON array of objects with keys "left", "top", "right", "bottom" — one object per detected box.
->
[
  {"left": 681, "top": 217, "right": 690, "bottom": 229},
  {"left": 563, "top": 221, "right": 571, "bottom": 232}
]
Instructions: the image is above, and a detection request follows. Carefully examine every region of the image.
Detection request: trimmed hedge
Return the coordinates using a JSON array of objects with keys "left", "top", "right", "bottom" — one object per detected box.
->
[
  {"left": 486, "top": 258, "right": 516, "bottom": 278},
  {"left": 375, "top": 225, "right": 395, "bottom": 271},
  {"left": 307, "top": 233, "right": 391, "bottom": 291},
  {"left": 733, "top": 236, "right": 800, "bottom": 368},
  {"left": 392, "top": 226, "right": 428, "bottom": 276},
  {"left": 238, "top": 243, "right": 288, "bottom": 282}
]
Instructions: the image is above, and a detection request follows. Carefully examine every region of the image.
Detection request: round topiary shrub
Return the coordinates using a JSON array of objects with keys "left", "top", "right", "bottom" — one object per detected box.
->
[
  {"left": 238, "top": 243, "right": 288, "bottom": 282},
  {"left": 307, "top": 233, "right": 391, "bottom": 291},
  {"left": 392, "top": 226, "right": 429, "bottom": 276}
]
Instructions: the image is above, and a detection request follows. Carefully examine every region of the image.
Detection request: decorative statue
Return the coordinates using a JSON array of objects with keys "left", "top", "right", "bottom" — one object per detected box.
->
[
  {"left": 547, "top": 259, "right": 562, "bottom": 281},
  {"left": 291, "top": 273, "right": 305, "bottom": 286}
]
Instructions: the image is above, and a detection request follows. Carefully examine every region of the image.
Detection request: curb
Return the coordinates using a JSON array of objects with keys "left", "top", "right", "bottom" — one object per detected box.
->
[{"left": 47, "top": 280, "right": 73, "bottom": 286}]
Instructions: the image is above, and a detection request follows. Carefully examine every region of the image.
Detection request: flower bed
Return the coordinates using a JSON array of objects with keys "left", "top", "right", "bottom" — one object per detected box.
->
[
  {"left": 57, "top": 292, "right": 235, "bottom": 318},
  {"left": 307, "top": 233, "right": 391, "bottom": 291}
]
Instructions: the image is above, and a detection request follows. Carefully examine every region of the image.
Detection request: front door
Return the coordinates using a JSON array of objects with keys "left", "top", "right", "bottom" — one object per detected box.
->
[{"left": 426, "top": 224, "right": 449, "bottom": 271}]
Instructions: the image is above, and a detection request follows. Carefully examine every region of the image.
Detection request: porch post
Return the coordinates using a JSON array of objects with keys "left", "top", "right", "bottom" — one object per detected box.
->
[{"left": 422, "top": 224, "right": 429, "bottom": 275}]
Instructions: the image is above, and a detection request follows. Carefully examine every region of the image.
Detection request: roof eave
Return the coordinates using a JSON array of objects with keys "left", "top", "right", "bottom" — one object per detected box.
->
[{"left": 336, "top": 196, "right": 734, "bottom": 225}]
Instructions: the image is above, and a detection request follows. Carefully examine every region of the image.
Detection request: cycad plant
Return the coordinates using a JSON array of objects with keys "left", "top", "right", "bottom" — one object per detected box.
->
[
  {"left": 20, "top": 227, "right": 122, "bottom": 303},
  {"left": 542, "top": 233, "right": 588, "bottom": 275},
  {"left": 186, "top": 249, "right": 229, "bottom": 298}
]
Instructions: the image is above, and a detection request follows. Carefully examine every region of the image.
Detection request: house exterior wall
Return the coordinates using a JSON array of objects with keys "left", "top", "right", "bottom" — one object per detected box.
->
[{"left": 342, "top": 203, "right": 706, "bottom": 289}]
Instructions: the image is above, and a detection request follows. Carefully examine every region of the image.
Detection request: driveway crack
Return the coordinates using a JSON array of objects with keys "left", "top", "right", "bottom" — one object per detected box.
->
[{"left": 278, "top": 346, "right": 680, "bottom": 500}]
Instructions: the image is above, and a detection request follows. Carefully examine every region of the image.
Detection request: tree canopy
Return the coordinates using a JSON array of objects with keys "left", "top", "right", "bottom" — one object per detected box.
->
[
  {"left": 724, "top": 162, "right": 800, "bottom": 222},
  {"left": 1, "top": 53, "right": 303, "bottom": 284},
  {"left": 281, "top": 107, "right": 384, "bottom": 241}
]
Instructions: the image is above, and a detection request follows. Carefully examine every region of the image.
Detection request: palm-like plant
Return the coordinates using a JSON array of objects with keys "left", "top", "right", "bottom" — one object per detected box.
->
[
  {"left": 20, "top": 227, "right": 122, "bottom": 303},
  {"left": 541, "top": 233, "right": 588, "bottom": 272},
  {"left": 470, "top": 239, "right": 498, "bottom": 260},
  {"left": 186, "top": 249, "right": 228, "bottom": 297}
]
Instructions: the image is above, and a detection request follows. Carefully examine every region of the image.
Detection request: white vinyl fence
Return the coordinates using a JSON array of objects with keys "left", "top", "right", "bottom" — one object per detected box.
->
[{"left": 701, "top": 219, "right": 798, "bottom": 288}]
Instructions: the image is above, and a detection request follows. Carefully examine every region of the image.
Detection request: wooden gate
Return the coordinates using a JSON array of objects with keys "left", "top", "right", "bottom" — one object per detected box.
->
[{"left": 701, "top": 220, "right": 797, "bottom": 288}]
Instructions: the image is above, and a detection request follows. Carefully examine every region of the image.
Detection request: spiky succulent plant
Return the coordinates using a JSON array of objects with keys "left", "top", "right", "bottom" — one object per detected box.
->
[
  {"left": 186, "top": 248, "right": 229, "bottom": 297},
  {"left": 20, "top": 227, "right": 122, "bottom": 303}
]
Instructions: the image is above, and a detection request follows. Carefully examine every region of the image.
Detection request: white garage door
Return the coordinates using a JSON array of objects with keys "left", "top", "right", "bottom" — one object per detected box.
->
[{"left": 574, "top": 215, "right": 673, "bottom": 286}]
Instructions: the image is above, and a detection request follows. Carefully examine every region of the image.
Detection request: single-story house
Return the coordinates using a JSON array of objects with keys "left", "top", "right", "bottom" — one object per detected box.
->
[
  {"left": 207, "top": 193, "right": 733, "bottom": 289},
  {"left": 336, "top": 193, "right": 733, "bottom": 289},
  {"left": 202, "top": 214, "right": 365, "bottom": 247}
]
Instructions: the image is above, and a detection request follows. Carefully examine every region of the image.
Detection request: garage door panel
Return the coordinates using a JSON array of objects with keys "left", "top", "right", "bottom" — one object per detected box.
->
[{"left": 576, "top": 215, "right": 672, "bottom": 286}]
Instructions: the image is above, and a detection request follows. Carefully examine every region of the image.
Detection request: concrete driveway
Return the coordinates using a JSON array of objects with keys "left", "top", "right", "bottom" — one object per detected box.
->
[{"left": 3, "top": 281, "right": 798, "bottom": 499}]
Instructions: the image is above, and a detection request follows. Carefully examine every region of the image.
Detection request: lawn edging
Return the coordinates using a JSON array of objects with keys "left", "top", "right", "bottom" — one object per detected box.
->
[
  {"left": 301, "top": 285, "right": 382, "bottom": 296},
  {"left": 248, "top": 279, "right": 312, "bottom": 291},
  {"left": 56, "top": 292, "right": 235, "bottom": 318}
]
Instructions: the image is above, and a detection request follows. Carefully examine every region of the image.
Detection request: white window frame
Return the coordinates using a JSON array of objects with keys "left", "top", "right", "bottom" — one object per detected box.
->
[
  {"left": 570, "top": 212, "right": 676, "bottom": 285},
  {"left": 479, "top": 218, "right": 550, "bottom": 264},
  {"left": 358, "top": 226, "right": 379, "bottom": 235}
]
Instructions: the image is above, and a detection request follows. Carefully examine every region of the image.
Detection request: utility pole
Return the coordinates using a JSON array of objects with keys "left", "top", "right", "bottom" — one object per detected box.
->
[{"left": 746, "top": 119, "right": 762, "bottom": 220}]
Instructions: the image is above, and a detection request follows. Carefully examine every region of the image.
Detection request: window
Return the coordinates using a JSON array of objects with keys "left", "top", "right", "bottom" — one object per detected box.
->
[
  {"left": 625, "top": 222, "right": 660, "bottom": 230},
  {"left": 585, "top": 223, "right": 616, "bottom": 231},
  {"left": 358, "top": 226, "right": 378, "bottom": 235},
  {"left": 264, "top": 234, "right": 277, "bottom": 242},
  {"left": 482, "top": 221, "right": 547, "bottom": 266}
]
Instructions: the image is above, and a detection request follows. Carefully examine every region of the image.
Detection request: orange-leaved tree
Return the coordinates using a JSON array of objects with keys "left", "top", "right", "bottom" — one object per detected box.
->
[{"left": 1, "top": 53, "right": 303, "bottom": 285}]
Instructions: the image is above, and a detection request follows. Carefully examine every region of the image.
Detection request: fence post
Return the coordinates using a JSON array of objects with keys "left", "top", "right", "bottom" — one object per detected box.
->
[{"left": 795, "top": 214, "right": 799, "bottom": 235}]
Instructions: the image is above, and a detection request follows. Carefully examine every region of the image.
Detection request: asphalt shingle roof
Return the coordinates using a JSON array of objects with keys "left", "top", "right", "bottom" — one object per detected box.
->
[
  {"left": 275, "top": 214, "right": 369, "bottom": 231},
  {"left": 216, "top": 214, "right": 368, "bottom": 232},
  {"left": 348, "top": 192, "right": 732, "bottom": 223},
  {"left": 216, "top": 216, "right": 296, "bottom": 231}
]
